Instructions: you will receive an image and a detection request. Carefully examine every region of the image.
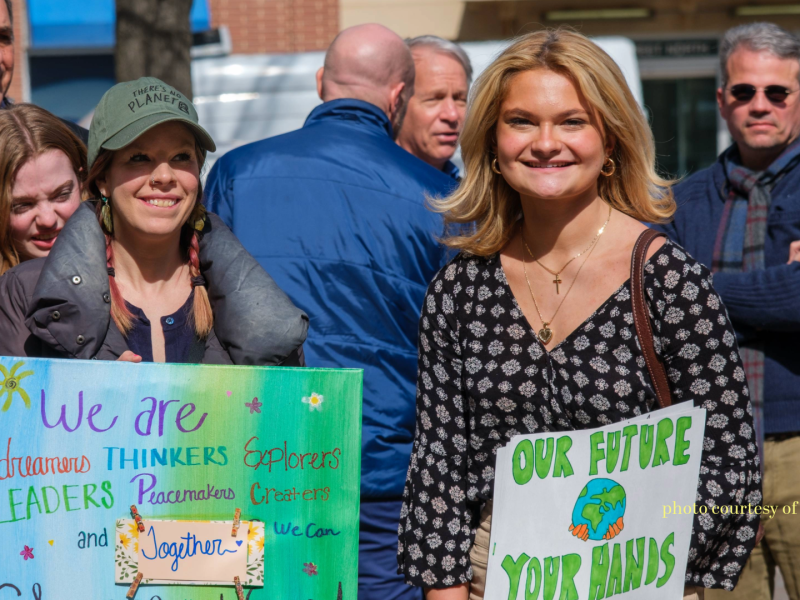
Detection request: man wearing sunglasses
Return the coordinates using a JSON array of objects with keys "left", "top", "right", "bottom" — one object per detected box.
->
[{"left": 658, "top": 22, "right": 800, "bottom": 600}]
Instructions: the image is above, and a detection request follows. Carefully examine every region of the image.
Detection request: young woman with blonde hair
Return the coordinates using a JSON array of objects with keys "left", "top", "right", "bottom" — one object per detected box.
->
[
  {"left": 0, "top": 103, "right": 86, "bottom": 275},
  {"left": 397, "top": 29, "right": 759, "bottom": 599},
  {"left": 0, "top": 78, "right": 307, "bottom": 366}
]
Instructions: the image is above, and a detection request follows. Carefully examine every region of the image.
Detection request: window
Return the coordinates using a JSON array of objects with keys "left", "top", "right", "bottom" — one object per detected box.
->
[{"left": 643, "top": 78, "right": 719, "bottom": 178}]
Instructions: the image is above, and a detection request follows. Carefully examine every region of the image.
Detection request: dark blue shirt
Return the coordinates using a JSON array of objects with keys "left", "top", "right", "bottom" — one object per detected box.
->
[
  {"left": 125, "top": 291, "right": 197, "bottom": 363},
  {"left": 205, "top": 98, "right": 457, "bottom": 499},
  {"left": 655, "top": 150, "right": 800, "bottom": 434},
  {"left": 442, "top": 159, "right": 461, "bottom": 181}
]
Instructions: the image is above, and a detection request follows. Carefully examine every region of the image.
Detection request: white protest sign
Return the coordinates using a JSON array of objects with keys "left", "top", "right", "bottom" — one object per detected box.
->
[
  {"left": 137, "top": 520, "right": 248, "bottom": 581},
  {"left": 485, "top": 406, "right": 706, "bottom": 600}
]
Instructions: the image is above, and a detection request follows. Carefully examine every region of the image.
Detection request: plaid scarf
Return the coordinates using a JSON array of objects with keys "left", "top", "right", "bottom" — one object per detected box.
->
[{"left": 714, "top": 138, "right": 800, "bottom": 467}]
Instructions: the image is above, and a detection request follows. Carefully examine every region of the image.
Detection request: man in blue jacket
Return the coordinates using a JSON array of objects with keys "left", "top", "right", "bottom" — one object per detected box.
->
[
  {"left": 396, "top": 36, "right": 472, "bottom": 181},
  {"left": 658, "top": 23, "right": 800, "bottom": 599},
  {"left": 205, "top": 23, "right": 455, "bottom": 600}
]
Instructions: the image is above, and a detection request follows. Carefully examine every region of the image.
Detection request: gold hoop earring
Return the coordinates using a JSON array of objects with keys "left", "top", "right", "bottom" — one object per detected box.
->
[
  {"left": 600, "top": 157, "right": 616, "bottom": 177},
  {"left": 491, "top": 157, "right": 502, "bottom": 175}
]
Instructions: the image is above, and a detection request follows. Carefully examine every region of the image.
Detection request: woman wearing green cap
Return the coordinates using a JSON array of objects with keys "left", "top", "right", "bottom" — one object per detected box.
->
[{"left": 0, "top": 78, "right": 308, "bottom": 365}]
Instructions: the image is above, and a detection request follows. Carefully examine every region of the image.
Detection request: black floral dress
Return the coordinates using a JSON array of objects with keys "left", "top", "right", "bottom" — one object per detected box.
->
[{"left": 397, "top": 240, "right": 761, "bottom": 591}]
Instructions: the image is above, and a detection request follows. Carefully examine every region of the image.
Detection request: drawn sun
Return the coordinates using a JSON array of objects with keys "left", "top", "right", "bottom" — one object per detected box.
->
[{"left": 0, "top": 361, "right": 33, "bottom": 412}]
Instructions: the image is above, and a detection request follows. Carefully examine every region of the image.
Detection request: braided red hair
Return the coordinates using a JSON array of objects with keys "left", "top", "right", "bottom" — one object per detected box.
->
[
  {"left": 106, "top": 236, "right": 135, "bottom": 333},
  {"left": 187, "top": 230, "right": 213, "bottom": 338}
]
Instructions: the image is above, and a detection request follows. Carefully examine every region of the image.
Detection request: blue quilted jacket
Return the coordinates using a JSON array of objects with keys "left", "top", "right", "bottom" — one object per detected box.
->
[{"left": 205, "top": 99, "right": 456, "bottom": 498}]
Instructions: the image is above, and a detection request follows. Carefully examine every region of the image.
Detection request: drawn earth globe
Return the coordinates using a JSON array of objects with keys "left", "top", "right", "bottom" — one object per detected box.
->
[{"left": 571, "top": 478, "right": 627, "bottom": 541}]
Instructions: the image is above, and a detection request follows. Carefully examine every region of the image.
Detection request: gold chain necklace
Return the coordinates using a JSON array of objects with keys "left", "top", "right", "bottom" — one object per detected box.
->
[
  {"left": 521, "top": 226, "right": 602, "bottom": 345},
  {"left": 526, "top": 205, "right": 612, "bottom": 294}
]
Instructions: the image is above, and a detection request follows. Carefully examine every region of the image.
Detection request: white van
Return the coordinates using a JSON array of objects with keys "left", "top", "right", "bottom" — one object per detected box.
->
[{"left": 191, "top": 38, "right": 642, "bottom": 167}]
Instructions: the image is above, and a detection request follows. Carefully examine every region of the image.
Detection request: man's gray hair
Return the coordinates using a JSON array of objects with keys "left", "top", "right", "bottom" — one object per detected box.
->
[
  {"left": 406, "top": 35, "right": 473, "bottom": 84},
  {"left": 720, "top": 22, "right": 800, "bottom": 86}
]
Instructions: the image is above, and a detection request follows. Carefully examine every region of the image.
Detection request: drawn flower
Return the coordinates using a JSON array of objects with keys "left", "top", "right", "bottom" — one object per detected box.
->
[
  {"left": 119, "top": 533, "right": 131, "bottom": 549},
  {"left": 302, "top": 393, "right": 324, "bottom": 412},
  {"left": 0, "top": 361, "right": 33, "bottom": 412},
  {"left": 256, "top": 536, "right": 265, "bottom": 552},
  {"left": 20, "top": 545, "right": 34, "bottom": 560},
  {"left": 127, "top": 523, "right": 140, "bottom": 538},
  {"left": 248, "top": 526, "right": 259, "bottom": 542},
  {"left": 245, "top": 397, "right": 263, "bottom": 414},
  {"left": 303, "top": 562, "right": 318, "bottom": 576}
]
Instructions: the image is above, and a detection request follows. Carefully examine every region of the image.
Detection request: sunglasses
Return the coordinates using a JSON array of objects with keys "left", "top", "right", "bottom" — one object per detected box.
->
[{"left": 728, "top": 84, "right": 796, "bottom": 103}]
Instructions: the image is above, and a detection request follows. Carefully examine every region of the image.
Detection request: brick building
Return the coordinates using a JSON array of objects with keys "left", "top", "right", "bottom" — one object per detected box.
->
[
  {"left": 209, "top": 0, "right": 338, "bottom": 54},
  {"left": 338, "top": 0, "right": 800, "bottom": 177},
  {"left": 12, "top": 0, "right": 800, "bottom": 177}
]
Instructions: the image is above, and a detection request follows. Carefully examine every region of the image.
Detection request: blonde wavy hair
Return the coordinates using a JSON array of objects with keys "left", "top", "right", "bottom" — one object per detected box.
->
[{"left": 435, "top": 28, "right": 676, "bottom": 256}]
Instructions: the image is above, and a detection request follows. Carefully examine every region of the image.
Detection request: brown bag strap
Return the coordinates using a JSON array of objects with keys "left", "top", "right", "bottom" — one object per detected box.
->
[{"left": 630, "top": 229, "right": 672, "bottom": 408}]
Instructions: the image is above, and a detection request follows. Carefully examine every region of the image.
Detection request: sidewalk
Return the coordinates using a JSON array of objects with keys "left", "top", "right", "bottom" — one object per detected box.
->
[{"left": 776, "top": 568, "right": 789, "bottom": 600}]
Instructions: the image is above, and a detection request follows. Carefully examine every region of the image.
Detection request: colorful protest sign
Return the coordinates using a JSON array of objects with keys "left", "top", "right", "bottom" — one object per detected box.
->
[
  {"left": 0, "top": 357, "right": 362, "bottom": 599},
  {"left": 484, "top": 405, "right": 706, "bottom": 600}
]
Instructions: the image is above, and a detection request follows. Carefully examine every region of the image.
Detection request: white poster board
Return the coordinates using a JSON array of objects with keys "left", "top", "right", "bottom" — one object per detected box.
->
[{"left": 485, "top": 405, "right": 706, "bottom": 600}]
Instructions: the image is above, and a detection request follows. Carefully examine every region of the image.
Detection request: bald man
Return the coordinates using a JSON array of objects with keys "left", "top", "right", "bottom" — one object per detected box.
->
[
  {"left": 206, "top": 24, "right": 456, "bottom": 600},
  {"left": 316, "top": 24, "right": 415, "bottom": 136}
]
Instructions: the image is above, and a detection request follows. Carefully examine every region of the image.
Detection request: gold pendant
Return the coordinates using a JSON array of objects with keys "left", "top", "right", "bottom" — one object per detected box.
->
[{"left": 538, "top": 323, "right": 553, "bottom": 344}]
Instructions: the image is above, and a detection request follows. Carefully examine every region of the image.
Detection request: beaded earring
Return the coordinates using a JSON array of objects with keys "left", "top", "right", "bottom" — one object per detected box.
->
[
  {"left": 191, "top": 202, "right": 207, "bottom": 232},
  {"left": 100, "top": 196, "right": 113, "bottom": 233}
]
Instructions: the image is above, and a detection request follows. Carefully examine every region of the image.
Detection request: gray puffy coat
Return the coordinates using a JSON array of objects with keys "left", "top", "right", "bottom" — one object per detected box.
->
[{"left": 0, "top": 202, "right": 308, "bottom": 364}]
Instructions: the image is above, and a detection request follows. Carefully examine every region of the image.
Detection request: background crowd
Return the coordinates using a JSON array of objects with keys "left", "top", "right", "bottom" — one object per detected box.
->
[{"left": 0, "top": 2, "right": 799, "bottom": 599}]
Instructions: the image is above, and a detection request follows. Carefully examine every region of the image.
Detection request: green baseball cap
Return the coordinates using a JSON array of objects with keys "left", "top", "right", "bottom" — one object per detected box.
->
[{"left": 88, "top": 77, "right": 216, "bottom": 169}]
